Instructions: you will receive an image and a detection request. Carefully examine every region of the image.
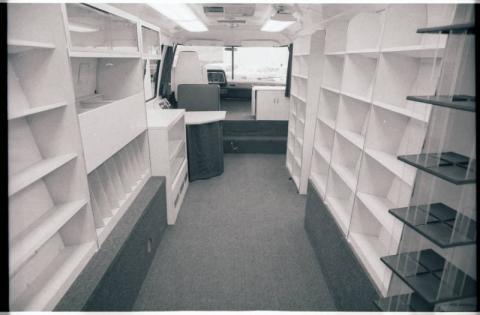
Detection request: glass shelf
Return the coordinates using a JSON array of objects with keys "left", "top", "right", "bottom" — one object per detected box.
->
[
  {"left": 389, "top": 203, "right": 476, "bottom": 248},
  {"left": 397, "top": 152, "right": 476, "bottom": 185},
  {"left": 381, "top": 249, "right": 477, "bottom": 305},
  {"left": 417, "top": 23, "right": 475, "bottom": 34},
  {"left": 407, "top": 95, "right": 475, "bottom": 112},
  {"left": 374, "top": 292, "right": 433, "bottom": 312}
]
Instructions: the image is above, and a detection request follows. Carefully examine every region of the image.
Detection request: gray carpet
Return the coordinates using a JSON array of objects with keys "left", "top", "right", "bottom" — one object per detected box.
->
[
  {"left": 133, "top": 154, "right": 337, "bottom": 311},
  {"left": 220, "top": 99, "right": 254, "bottom": 120}
]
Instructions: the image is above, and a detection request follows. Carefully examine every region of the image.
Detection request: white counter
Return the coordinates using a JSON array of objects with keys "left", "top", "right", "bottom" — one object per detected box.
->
[{"left": 185, "top": 111, "right": 227, "bottom": 125}]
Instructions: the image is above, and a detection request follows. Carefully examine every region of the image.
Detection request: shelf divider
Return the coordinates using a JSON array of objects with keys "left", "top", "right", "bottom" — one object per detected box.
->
[{"left": 8, "top": 102, "right": 68, "bottom": 120}]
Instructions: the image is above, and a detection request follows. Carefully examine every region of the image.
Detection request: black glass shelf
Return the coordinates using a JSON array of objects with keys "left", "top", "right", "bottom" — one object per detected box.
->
[
  {"left": 417, "top": 22, "right": 475, "bottom": 34},
  {"left": 381, "top": 249, "right": 477, "bottom": 305},
  {"left": 374, "top": 293, "right": 433, "bottom": 311},
  {"left": 407, "top": 95, "right": 475, "bottom": 112},
  {"left": 398, "top": 152, "right": 476, "bottom": 185},
  {"left": 390, "top": 203, "right": 476, "bottom": 248}
]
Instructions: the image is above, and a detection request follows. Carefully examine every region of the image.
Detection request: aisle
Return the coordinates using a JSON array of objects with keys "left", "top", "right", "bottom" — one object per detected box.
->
[{"left": 133, "top": 154, "right": 336, "bottom": 310}]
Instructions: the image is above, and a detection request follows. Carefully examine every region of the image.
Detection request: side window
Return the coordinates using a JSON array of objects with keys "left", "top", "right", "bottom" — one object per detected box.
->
[{"left": 143, "top": 59, "right": 160, "bottom": 101}]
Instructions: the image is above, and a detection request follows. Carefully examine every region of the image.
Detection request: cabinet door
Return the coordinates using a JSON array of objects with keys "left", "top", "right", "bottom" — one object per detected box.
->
[{"left": 256, "top": 90, "right": 288, "bottom": 120}]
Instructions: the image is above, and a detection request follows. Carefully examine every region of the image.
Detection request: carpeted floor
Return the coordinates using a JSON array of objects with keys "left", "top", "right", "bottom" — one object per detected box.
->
[
  {"left": 220, "top": 99, "right": 254, "bottom": 120},
  {"left": 133, "top": 154, "right": 337, "bottom": 311}
]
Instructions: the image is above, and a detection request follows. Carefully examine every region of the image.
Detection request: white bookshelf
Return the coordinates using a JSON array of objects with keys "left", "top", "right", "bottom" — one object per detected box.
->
[
  {"left": 286, "top": 30, "right": 326, "bottom": 194},
  {"left": 88, "top": 132, "right": 151, "bottom": 244},
  {"left": 147, "top": 109, "right": 189, "bottom": 225},
  {"left": 307, "top": 4, "right": 456, "bottom": 297},
  {"left": 8, "top": 4, "right": 97, "bottom": 310}
]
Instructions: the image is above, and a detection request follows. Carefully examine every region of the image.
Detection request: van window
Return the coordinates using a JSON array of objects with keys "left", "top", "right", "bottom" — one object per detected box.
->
[{"left": 173, "top": 45, "right": 289, "bottom": 84}]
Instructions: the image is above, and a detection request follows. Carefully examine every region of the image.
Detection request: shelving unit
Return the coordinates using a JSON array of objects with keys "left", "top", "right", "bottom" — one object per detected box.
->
[
  {"left": 306, "top": 4, "right": 458, "bottom": 297},
  {"left": 376, "top": 4, "right": 476, "bottom": 311},
  {"left": 88, "top": 132, "right": 151, "bottom": 244},
  {"left": 147, "top": 109, "right": 189, "bottom": 225},
  {"left": 8, "top": 4, "right": 97, "bottom": 310},
  {"left": 286, "top": 30, "right": 325, "bottom": 194}
]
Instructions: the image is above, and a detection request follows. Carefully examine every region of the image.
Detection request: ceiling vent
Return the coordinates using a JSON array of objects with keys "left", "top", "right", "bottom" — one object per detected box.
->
[
  {"left": 203, "top": 4, "right": 255, "bottom": 17},
  {"left": 217, "top": 19, "right": 246, "bottom": 24}
]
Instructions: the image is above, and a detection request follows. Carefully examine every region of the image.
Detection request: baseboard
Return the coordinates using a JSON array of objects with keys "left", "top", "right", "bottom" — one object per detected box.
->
[{"left": 304, "top": 180, "right": 378, "bottom": 311}]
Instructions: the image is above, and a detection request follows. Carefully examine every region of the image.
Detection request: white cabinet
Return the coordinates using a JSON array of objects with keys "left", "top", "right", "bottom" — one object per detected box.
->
[
  {"left": 147, "top": 109, "right": 189, "bottom": 225},
  {"left": 252, "top": 86, "right": 289, "bottom": 120}
]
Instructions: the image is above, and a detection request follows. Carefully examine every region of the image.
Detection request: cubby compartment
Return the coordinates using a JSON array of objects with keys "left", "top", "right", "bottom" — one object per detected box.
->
[
  {"left": 335, "top": 94, "right": 370, "bottom": 149},
  {"left": 345, "top": 11, "right": 383, "bottom": 53},
  {"left": 364, "top": 106, "right": 424, "bottom": 185},
  {"left": 64, "top": 3, "right": 139, "bottom": 57},
  {"left": 10, "top": 209, "right": 96, "bottom": 310},
  {"left": 324, "top": 20, "right": 348, "bottom": 54},
  {"left": 292, "top": 157, "right": 301, "bottom": 187},
  {"left": 295, "top": 118, "right": 305, "bottom": 144},
  {"left": 373, "top": 54, "right": 441, "bottom": 122},
  {"left": 380, "top": 4, "right": 454, "bottom": 52},
  {"left": 355, "top": 154, "right": 410, "bottom": 242},
  {"left": 295, "top": 99, "right": 306, "bottom": 124},
  {"left": 317, "top": 89, "right": 339, "bottom": 127},
  {"left": 322, "top": 56, "right": 344, "bottom": 92},
  {"left": 310, "top": 149, "right": 331, "bottom": 198},
  {"left": 292, "top": 55, "right": 308, "bottom": 78},
  {"left": 291, "top": 76, "right": 307, "bottom": 103},
  {"left": 348, "top": 198, "right": 394, "bottom": 296},
  {"left": 330, "top": 134, "right": 362, "bottom": 191},
  {"left": 314, "top": 118, "right": 335, "bottom": 158},
  {"left": 341, "top": 54, "right": 377, "bottom": 103},
  {"left": 324, "top": 169, "right": 355, "bottom": 235},
  {"left": 87, "top": 132, "right": 150, "bottom": 244},
  {"left": 141, "top": 23, "right": 161, "bottom": 58}
]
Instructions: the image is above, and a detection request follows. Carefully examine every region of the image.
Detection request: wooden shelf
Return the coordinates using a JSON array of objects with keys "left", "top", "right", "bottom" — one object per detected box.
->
[
  {"left": 356, "top": 192, "right": 397, "bottom": 231},
  {"left": 324, "top": 51, "right": 346, "bottom": 56},
  {"left": 365, "top": 148, "right": 416, "bottom": 186},
  {"left": 12, "top": 241, "right": 96, "bottom": 310},
  {"left": 336, "top": 127, "right": 364, "bottom": 149},
  {"left": 292, "top": 73, "right": 308, "bottom": 80},
  {"left": 8, "top": 39, "right": 55, "bottom": 54},
  {"left": 341, "top": 91, "right": 371, "bottom": 105},
  {"left": 372, "top": 100, "right": 429, "bottom": 122},
  {"left": 10, "top": 199, "right": 87, "bottom": 276},
  {"left": 389, "top": 203, "right": 476, "bottom": 248},
  {"left": 8, "top": 102, "right": 68, "bottom": 120},
  {"left": 347, "top": 49, "right": 379, "bottom": 59},
  {"left": 381, "top": 45, "right": 444, "bottom": 58},
  {"left": 9, "top": 154, "right": 77, "bottom": 196},
  {"left": 417, "top": 22, "right": 475, "bottom": 34},
  {"left": 407, "top": 95, "right": 475, "bottom": 112},
  {"left": 169, "top": 140, "right": 185, "bottom": 161},
  {"left": 381, "top": 249, "right": 477, "bottom": 305},
  {"left": 398, "top": 152, "right": 476, "bottom": 185},
  {"left": 322, "top": 85, "right": 341, "bottom": 94}
]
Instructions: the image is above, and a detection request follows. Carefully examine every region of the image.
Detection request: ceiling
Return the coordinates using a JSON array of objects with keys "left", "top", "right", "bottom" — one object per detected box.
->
[{"left": 113, "top": 3, "right": 386, "bottom": 46}]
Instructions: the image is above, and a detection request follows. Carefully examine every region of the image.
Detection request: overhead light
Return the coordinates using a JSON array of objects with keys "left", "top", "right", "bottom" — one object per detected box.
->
[
  {"left": 148, "top": 3, "right": 207, "bottom": 32},
  {"left": 261, "top": 19, "right": 294, "bottom": 32}
]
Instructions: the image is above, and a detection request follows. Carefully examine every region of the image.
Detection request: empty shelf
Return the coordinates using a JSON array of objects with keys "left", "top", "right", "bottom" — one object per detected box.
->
[
  {"left": 381, "top": 249, "right": 477, "bottom": 304},
  {"left": 292, "top": 73, "right": 308, "bottom": 80},
  {"left": 8, "top": 102, "right": 68, "bottom": 120},
  {"left": 417, "top": 23, "right": 475, "bottom": 34},
  {"left": 69, "top": 50, "right": 141, "bottom": 58},
  {"left": 10, "top": 199, "right": 88, "bottom": 276},
  {"left": 314, "top": 144, "right": 331, "bottom": 163},
  {"left": 357, "top": 192, "right": 397, "bottom": 230},
  {"left": 12, "top": 241, "right": 96, "bottom": 310},
  {"left": 322, "top": 85, "right": 341, "bottom": 94},
  {"left": 8, "top": 39, "right": 55, "bottom": 54},
  {"left": 310, "top": 173, "right": 327, "bottom": 196},
  {"left": 398, "top": 152, "right": 476, "bottom": 185},
  {"left": 341, "top": 91, "right": 371, "bottom": 104},
  {"left": 366, "top": 148, "right": 415, "bottom": 185},
  {"left": 347, "top": 49, "right": 379, "bottom": 59},
  {"left": 318, "top": 116, "right": 335, "bottom": 130},
  {"left": 389, "top": 203, "right": 476, "bottom": 248},
  {"left": 331, "top": 162, "right": 356, "bottom": 191},
  {"left": 374, "top": 293, "right": 433, "bottom": 312},
  {"left": 9, "top": 154, "right": 77, "bottom": 196},
  {"left": 169, "top": 140, "right": 185, "bottom": 160},
  {"left": 325, "top": 196, "right": 350, "bottom": 234},
  {"left": 381, "top": 45, "right": 444, "bottom": 58},
  {"left": 372, "top": 100, "right": 429, "bottom": 122},
  {"left": 336, "top": 128, "right": 364, "bottom": 149},
  {"left": 291, "top": 93, "right": 307, "bottom": 103},
  {"left": 407, "top": 95, "right": 475, "bottom": 112}
]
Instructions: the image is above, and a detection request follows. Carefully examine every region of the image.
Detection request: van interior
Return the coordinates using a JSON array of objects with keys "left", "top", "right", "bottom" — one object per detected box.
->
[{"left": 5, "top": 2, "right": 477, "bottom": 312}]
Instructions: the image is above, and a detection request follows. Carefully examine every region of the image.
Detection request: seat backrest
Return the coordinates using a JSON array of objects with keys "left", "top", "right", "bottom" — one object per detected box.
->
[
  {"left": 177, "top": 84, "right": 220, "bottom": 111},
  {"left": 172, "top": 51, "right": 207, "bottom": 99}
]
